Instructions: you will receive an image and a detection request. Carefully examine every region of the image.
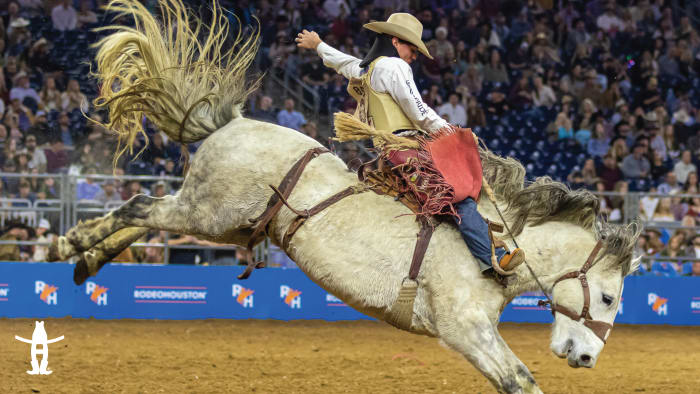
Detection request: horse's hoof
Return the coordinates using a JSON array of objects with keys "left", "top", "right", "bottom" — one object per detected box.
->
[
  {"left": 73, "top": 257, "right": 90, "bottom": 285},
  {"left": 47, "top": 238, "right": 62, "bottom": 261}
]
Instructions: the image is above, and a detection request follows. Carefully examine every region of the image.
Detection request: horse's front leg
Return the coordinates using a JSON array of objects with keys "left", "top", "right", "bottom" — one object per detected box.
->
[{"left": 438, "top": 314, "right": 541, "bottom": 394}]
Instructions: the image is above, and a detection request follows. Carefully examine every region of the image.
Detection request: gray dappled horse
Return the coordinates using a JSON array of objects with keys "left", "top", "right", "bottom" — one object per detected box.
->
[{"left": 50, "top": 1, "right": 640, "bottom": 392}]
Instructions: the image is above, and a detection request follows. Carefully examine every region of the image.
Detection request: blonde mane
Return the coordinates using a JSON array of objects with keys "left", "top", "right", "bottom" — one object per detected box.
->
[{"left": 479, "top": 147, "right": 640, "bottom": 273}]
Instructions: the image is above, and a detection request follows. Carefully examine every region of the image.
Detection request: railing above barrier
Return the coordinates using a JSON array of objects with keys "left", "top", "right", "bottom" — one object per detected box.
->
[{"left": 0, "top": 173, "right": 699, "bottom": 269}]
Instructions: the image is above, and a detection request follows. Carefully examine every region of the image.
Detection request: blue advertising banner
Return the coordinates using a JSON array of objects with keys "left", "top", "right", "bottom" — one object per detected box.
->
[{"left": 1, "top": 262, "right": 699, "bottom": 325}]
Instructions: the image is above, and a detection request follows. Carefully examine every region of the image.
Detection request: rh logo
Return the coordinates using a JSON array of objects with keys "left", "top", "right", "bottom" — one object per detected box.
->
[
  {"left": 280, "top": 285, "right": 301, "bottom": 309},
  {"left": 85, "top": 281, "right": 108, "bottom": 305},
  {"left": 232, "top": 284, "right": 254, "bottom": 308},
  {"left": 35, "top": 281, "right": 58, "bottom": 305},
  {"left": 648, "top": 293, "right": 668, "bottom": 316}
]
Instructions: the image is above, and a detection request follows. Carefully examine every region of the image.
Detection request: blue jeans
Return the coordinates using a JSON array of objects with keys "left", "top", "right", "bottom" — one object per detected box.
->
[{"left": 455, "top": 198, "right": 507, "bottom": 272}]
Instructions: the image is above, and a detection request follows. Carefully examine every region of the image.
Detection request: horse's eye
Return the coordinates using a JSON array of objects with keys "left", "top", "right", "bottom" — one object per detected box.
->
[{"left": 602, "top": 294, "right": 613, "bottom": 306}]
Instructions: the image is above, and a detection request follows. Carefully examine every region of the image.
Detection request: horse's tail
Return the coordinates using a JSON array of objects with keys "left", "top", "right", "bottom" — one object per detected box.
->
[{"left": 92, "top": 0, "right": 260, "bottom": 166}]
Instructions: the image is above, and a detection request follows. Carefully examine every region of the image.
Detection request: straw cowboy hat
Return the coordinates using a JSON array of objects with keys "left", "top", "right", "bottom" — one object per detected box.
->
[{"left": 363, "top": 13, "right": 433, "bottom": 59}]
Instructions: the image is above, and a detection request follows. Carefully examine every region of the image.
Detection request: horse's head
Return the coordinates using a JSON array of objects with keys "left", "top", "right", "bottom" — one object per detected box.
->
[{"left": 548, "top": 224, "right": 641, "bottom": 368}]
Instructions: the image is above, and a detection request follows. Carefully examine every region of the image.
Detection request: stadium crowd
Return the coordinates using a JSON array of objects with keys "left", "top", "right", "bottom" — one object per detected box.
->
[{"left": 0, "top": 0, "right": 696, "bottom": 275}]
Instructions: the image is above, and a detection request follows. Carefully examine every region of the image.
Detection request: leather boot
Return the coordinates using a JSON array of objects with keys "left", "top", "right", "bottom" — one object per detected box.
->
[{"left": 499, "top": 248, "right": 525, "bottom": 271}]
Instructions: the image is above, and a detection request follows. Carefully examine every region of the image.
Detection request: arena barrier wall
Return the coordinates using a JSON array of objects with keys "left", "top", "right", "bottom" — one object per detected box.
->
[{"left": 1, "top": 263, "right": 698, "bottom": 325}]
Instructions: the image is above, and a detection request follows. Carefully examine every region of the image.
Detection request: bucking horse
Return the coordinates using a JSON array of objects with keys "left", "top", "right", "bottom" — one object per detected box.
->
[{"left": 48, "top": 1, "right": 641, "bottom": 392}]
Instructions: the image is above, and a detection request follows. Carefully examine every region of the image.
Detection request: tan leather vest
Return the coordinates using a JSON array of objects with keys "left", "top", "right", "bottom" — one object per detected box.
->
[{"left": 347, "top": 57, "right": 420, "bottom": 133}]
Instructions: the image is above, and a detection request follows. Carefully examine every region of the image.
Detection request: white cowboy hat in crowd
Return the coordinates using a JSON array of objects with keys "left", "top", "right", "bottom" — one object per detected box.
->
[
  {"left": 10, "top": 17, "right": 29, "bottom": 28},
  {"left": 38, "top": 218, "right": 50, "bottom": 230},
  {"left": 363, "top": 13, "right": 434, "bottom": 59}
]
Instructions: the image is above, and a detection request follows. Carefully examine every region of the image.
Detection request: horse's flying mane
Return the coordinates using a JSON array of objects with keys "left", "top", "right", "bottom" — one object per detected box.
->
[{"left": 479, "top": 146, "right": 640, "bottom": 274}]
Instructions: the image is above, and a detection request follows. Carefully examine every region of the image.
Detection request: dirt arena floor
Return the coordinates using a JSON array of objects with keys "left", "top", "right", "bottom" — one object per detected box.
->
[{"left": 1, "top": 319, "right": 698, "bottom": 393}]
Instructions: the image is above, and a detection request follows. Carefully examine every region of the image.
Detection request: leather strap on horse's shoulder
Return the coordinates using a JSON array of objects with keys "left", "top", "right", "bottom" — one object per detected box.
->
[
  {"left": 240, "top": 147, "right": 330, "bottom": 279},
  {"left": 408, "top": 216, "right": 438, "bottom": 280}
]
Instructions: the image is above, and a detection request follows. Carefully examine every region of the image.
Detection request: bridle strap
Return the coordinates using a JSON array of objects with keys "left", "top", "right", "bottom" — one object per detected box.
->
[{"left": 543, "top": 240, "right": 613, "bottom": 343}]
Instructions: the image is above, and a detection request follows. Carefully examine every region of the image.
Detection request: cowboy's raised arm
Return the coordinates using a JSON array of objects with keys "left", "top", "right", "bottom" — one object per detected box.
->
[
  {"left": 296, "top": 30, "right": 363, "bottom": 79},
  {"left": 376, "top": 58, "right": 448, "bottom": 133}
]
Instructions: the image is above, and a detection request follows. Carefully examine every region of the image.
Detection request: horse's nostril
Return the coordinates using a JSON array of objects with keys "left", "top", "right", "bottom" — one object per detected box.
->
[{"left": 580, "top": 354, "right": 592, "bottom": 364}]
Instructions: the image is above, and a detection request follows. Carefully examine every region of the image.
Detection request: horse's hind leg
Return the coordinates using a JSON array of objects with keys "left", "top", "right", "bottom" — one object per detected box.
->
[
  {"left": 73, "top": 227, "right": 149, "bottom": 285},
  {"left": 50, "top": 194, "right": 198, "bottom": 261}
]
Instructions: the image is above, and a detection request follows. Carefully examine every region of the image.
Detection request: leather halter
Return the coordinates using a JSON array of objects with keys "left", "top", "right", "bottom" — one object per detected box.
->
[{"left": 538, "top": 240, "right": 613, "bottom": 343}]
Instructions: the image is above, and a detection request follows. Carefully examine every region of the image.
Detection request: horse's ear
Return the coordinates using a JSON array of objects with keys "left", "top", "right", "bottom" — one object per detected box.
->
[
  {"left": 595, "top": 218, "right": 606, "bottom": 239},
  {"left": 628, "top": 256, "right": 642, "bottom": 274}
]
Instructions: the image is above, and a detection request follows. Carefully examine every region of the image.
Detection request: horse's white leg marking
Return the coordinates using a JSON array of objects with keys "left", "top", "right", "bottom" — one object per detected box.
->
[
  {"left": 438, "top": 315, "right": 541, "bottom": 394},
  {"left": 53, "top": 194, "right": 195, "bottom": 260},
  {"left": 73, "top": 227, "right": 150, "bottom": 284}
]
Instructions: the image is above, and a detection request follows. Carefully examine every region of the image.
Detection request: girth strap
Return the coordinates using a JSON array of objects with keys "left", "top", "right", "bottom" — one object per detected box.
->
[{"left": 240, "top": 147, "right": 330, "bottom": 279}]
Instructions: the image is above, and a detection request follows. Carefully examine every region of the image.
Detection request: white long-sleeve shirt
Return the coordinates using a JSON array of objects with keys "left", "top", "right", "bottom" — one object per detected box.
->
[{"left": 316, "top": 42, "right": 448, "bottom": 133}]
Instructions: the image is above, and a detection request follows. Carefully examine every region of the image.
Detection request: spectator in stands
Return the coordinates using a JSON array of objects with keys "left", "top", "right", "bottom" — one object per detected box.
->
[
  {"left": 508, "top": 76, "right": 533, "bottom": 110},
  {"left": 5, "top": 98, "right": 33, "bottom": 133},
  {"left": 56, "top": 111, "right": 74, "bottom": 147},
  {"left": 15, "top": 179, "right": 35, "bottom": 203},
  {"left": 31, "top": 218, "right": 52, "bottom": 262},
  {"left": 466, "top": 96, "right": 486, "bottom": 128},
  {"left": 482, "top": 49, "right": 509, "bottom": 84},
  {"left": 658, "top": 171, "right": 682, "bottom": 194},
  {"left": 76, "top": 167, "right": 101, "bottom": 200},
  {"left": 621, "top": 143, "right": 650, "bottom": 179},
  {"left": 0, "top": 222, "right": 32, "bottom": 261},
  {"left": 429, "top": 27, "right": 454, "bottom": 68},
  {"left": 52, "top": 0, "right": 78, "bottom": 32},
  {"left": 121, "top": 180, "right": 146, "bottom": 201},
  {"left": 277, "top": 98, "right": 305, "bottom": 131},
  {"left": 532, "top": 74, "right": 556, "bottom": 108},
  {"left": 268, "top": 31, "right": 296, "bottom": 71},
  {"left": 596, "top": 3, "right": 625, "bottom": 33},
  {"left": 674, "top": 150, "right": 697, "bottom": 185},
  {"left": 61, "top": 79, "right": 88, "bottom": 113},
  {"left": 438, "top": 92, "right": 467, "bottom": 127},
  {"left": 10, "top": 71, "right": 39, "bottom": 106},
  {"left": 94, "top": 179, "right": 122, "bottom": 204},
  {"left": 323, "top": 0, "right": 349, "bottom": 20},
  {"left": 76, "top": 0, "right": 98, "bottom": 28},
  {"left": 301, "top": 121, "right": 322, "bottom": 145},
  {"left": 588, "top": 123, "right": 610, "bottom": 158},
  {"left": 143, "top": 235, "right": 164, "bottom": 264},
  {"left": 608, "top": 180, "right": 628, "bottom": 222},
  {"left": 652, "top": 197, "right": 675, "bottom": 222},
  {"left": 45, "top": 138, "right": 69, "bottom": 173},
  {"left": 15, "top": 149, "right": 31, "bottom": 174},
  {"left": 638, "top": 77, "right": 662, "bottom": 111},
  {"left": 250, "top": 95, "right": 276, "bottom": 123},
  {"left": 39, "top": 77, "right": 62, "bottom": 112},
  {"left": 485, "top": 86, "right": 509, "bottom": 116},
  {"left": 24, "top": 134, "right": 45, "bottom": 173},
  {"left": 554, "top": 112, "right": 574, "bottom": 140}
]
